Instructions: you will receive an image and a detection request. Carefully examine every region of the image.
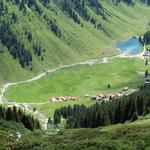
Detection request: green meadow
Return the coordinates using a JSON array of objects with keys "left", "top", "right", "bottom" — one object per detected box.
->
[
  {"left": 32, "top": 98, "right": 94, "bottom": 117},
  {"left": 5, "top": 57, "right": 149, "bottom": 116}
]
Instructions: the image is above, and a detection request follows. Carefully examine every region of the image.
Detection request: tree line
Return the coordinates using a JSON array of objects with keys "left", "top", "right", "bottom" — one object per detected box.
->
[
  {"left": 112, "top": 0, "right": 134, "bottom": 6},
  {"left": 112, "top": 0, "right": 150, "bottom": 6},
  {"left": 11, "top": 0, "right": 42, "bottom": 15},
  {"left": 143, "top": 31, "right": 150, "bottom": 45},
  {"left": 53, "top": 84, "right": 150, "bottom": 128},
  {"left": 10, "top": 0, "right": 63, "bottom": 38},
  {"left": 0, "top": 1, "right": 46, "bottom": 68},
  {"left": 140, "top": 0, "right": 150, "bottom": 5},
  {"left": 54, "top": 0, "right": 109, "bottom": 31},
  {"left": 0, "top": 105, "right": 41, "bottom": 131},
  {"left": 0, "top": 19, "right": 33, "bottom": 68}
]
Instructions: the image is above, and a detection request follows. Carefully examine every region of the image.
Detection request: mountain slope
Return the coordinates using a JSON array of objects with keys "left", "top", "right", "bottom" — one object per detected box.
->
[
  {"left": 1, "top": 116, "right": 150, "bottom": 150},
  {"left": 0, "top": 0, "right": 150, "bottom": 86}
]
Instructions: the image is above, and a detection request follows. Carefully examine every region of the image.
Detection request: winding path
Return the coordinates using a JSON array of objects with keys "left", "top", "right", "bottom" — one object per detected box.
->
[
  {"left": 0, "top": 43, "right": 146, "bottom": 129},
  {"left": 0, "top": 57, "right": 112, "bottom": 129},
  {"left": 0, "top": 57, "right": 111, "bottom": 103}
]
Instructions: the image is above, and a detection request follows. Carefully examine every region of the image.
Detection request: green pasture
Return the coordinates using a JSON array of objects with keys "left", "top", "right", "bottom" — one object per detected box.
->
[{"left": 5, "top": 57, "right": 149, "bottom": 116}]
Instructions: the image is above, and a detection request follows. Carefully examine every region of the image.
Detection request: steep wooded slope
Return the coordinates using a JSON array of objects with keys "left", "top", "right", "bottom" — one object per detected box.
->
[{"left": 0, "top": 0, "right": 150, "bottom": 85}]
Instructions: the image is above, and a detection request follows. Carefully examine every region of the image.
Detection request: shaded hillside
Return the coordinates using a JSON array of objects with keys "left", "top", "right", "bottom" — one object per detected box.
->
[
  {"left": 0, "top": 0, "right": 150, "bottom": 85},
  {"left": 1, "top": 116, "right": 150, "bottom": 150}
]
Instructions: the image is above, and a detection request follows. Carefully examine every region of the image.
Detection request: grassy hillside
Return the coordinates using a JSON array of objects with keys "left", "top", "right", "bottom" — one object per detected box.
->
[
  {"left": 0, "top": 0, "right": 150, "bottom": 86},
  {"left": 1, "top": 115, "right": 150, "bottom": 150},
  {"left": 0, "top": 119, "right": 30, "bottom": 148},
  {"left": 0, "top": 47, "right": 34, "bottom": 83}
]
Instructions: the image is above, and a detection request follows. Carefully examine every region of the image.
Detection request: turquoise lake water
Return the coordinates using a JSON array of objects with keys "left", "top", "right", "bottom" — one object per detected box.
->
[{"left": 116, "top": 37, "right": 143, "bottom": 56}]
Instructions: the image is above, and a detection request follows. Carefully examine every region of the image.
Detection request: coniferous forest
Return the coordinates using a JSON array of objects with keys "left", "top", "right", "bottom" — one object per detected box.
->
[
  {"left": 143, "top": 31, "right": 150, "bottom": 45},
  {"left": 0, "top": 105, "right": 41, "bottom": 131},
  {"left": 54, "top": 84, "right": 150, "bottom": 128}
]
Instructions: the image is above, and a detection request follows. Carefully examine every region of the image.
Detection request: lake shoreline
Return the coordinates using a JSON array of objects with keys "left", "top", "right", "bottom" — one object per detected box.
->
[{"left": 116, "top": 36, "right": 144, "bottom": 56}]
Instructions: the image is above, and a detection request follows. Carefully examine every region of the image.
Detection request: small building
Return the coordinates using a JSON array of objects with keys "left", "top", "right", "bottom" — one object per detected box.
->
[
  {"left": 91, "top": 95, "right": 97, "bottom": 100},
  {"left": 145, "top": 79, "right": 150, "bottom": 84},
  {"left": 123, "top": 87, "right": 129, "bottom": 91},
  {"left": 116, "top": 93, "right": 123, "bottom": 97},
  {"left": 51, "top": 96, "right": 76, "bottom": 102}
]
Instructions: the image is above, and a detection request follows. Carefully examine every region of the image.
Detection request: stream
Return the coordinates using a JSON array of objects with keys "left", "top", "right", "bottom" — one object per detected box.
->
[{"left": 0, "top": 37, "right": 145, "bottom": 129}]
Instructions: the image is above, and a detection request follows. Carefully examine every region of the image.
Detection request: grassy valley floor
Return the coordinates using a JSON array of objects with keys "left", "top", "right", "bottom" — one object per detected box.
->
[{"left": 5, "top": 57, "right": 149, "bottom": 116}]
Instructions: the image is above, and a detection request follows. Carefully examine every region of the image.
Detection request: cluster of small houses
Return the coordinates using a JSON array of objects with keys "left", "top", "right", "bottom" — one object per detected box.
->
[
  {"left": 51, "top": 87, "right": 129, "bottom": 103},
  {"left": 89, "top": 87, "right": 129, "bottom": 102},
  {"left": 51, "top": 96, "right": 76, "bottom": 102},
  {"left": 90, "top": 93, "right": 123, "bottom": 102}
]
